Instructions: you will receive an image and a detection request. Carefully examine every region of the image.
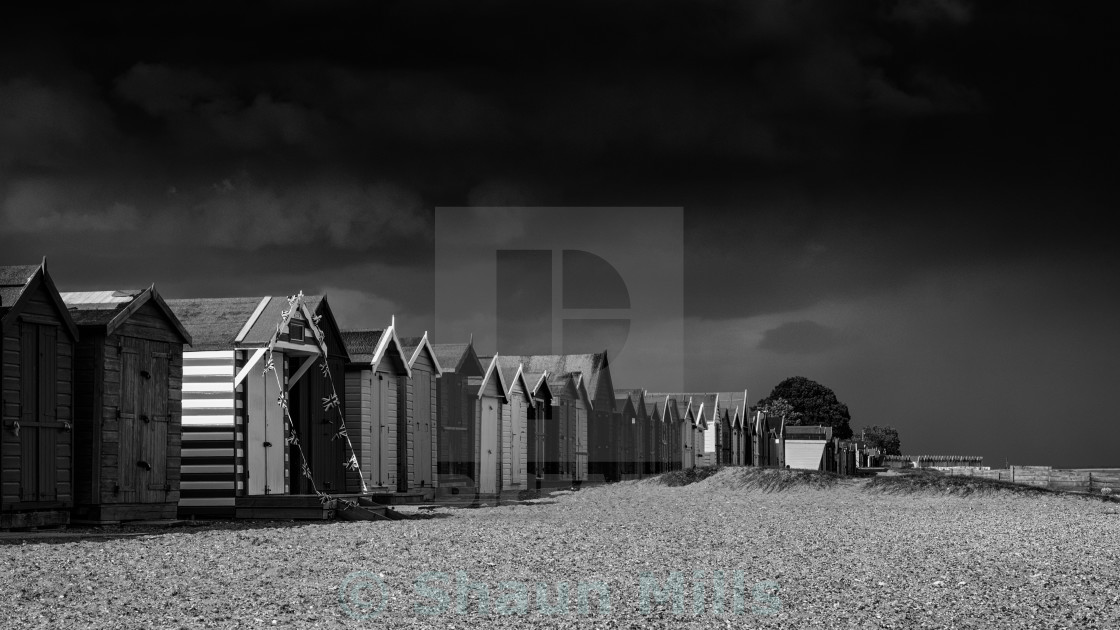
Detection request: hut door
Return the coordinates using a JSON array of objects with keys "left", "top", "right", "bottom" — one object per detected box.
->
[
  {"left": 19, "top": 323, "right": 59, "bottom": 502},
  {"left": 509, "top": 398, "right": 522, "bottom": 487},
  {"left": 375, "top": 373, "right": 391, "bottom": 487},
  {"left": 537, "top": 403, "right": 546, "bottom": 477},
  {"left": 115, "top": 339, "right": 141, "bottom": 502},
  {"left": 479, "top": 398, "right": 498, "bottom": 494},
  {"left": 138, "top": 345, "right": 170, "bottom": 502},
  {"left": 414, "top": 369, "right": 432, "bottom": 488},
  {"left": 574, "top": 408, "right": 587, "bottom": 481}
]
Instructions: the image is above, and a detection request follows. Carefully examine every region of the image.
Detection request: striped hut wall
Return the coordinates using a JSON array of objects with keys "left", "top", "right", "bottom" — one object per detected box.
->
[{"left": 179, "top": 350, "right": 239, "bottom": 517}]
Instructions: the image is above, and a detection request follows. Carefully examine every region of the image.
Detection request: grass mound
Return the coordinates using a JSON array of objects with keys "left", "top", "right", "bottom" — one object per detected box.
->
[
  {"left": 658, "top": 466, "right": 843, "bottom": 491},
  {"left": 657, "top": 466, "right": 722, "bottom": 486},
  {"left": 864, "top": 468, "right": 1060, "bottom": 497}
]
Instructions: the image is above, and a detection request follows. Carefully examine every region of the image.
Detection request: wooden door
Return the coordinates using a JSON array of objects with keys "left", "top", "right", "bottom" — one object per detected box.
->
[
  {"left": 574, "top": 407, "right": 587, "bottom": 481},
  {"left": 138, "top": 343, "right": 170, "bottom": 502},
  {"left": 376, "top": 373, "right": 391, "bottom": 486},
  {"left": 414, "top": 369, "right": 432, "bottom": 489},
  {"left": 19, "top": 323, "right": 60, "bottom": 502},
  {"left": 479, "top": 397, "right": 498, "bottom": 494},
  {"left": 118, "top": 339, "right": 142, "bottom": 501},
  {"left": 534, "top": 404, "right": 546, "bottom": 479},
  {"left": 509, "top": 398, "right": 522, "bottom": 488}
]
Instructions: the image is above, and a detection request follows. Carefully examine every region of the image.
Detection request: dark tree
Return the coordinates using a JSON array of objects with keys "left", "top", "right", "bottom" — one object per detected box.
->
[
  {"left": 858, "top": 425, "right": 901, "bottom": 456},
  {"left": 754, "top": 376, "right": 853, "bottom": 440}
]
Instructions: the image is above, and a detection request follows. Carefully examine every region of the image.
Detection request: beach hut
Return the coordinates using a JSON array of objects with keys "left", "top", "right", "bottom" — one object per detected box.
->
[
  {"left": 495, "top": 359, "right": 531, "bottom": 494},
  {"left": 648, "top": 394, "right": 700, "bottom": 469},
  {"left": 467, "top": 355, "right": 508, "bottom": 495},
  {"left": 398, "top": 334, "right": 443, "bottom": 500},
  {"left": 752, "top": 410, "right": 785, "bottom": 468},
  {"left": 0, "top": 262, "right": 78, "bottom": 529},
  {"left": 522, "top": 371, "right": 551, "bottom": 488},
  {"left": 167, "top": 294, "right": 349, "bottom": 518},
  {"left": 62, "top": 287, "right": 191, "bottom": 522},
  {"left": 432, "top": 341, "right": 485, "bottom": 493},
  {"left": 612, "top": 392, "right": 636, "bottom": 480},
  {"left": 784, "top": 426, "right": 833, "bottom": 470},
  {"left": 644, "top": 400, "right": 664, "bottom": 474},
  {"left": 660, "top": 396, "right": 684, "bottom": 470},
  {"left": 341, "top": 322, "right": 412, "bottom": 495},
  {"left": 500, "top": 353, "right": 612, "bottom": 481}
]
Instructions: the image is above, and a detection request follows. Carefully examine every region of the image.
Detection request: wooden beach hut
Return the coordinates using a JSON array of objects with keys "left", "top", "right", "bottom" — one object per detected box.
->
[
  {"left": 644, "top": 400, "right": 665, "bottom": 474},
  {"left": 398, "top": 334, "right": 443, "bottom": 500},
  {"left": 784, "top": 426, "right": 833, "bottom": 470},
  {"left": 167, "top": 294, "right": 349, "bottom": 519},
  {"left": 613, "top": 392, "right": 637, "bottom": 480},
  {"left": 62, "top": 287, "right": 191, "bottom": 522},
  {"left": 648, "top": 394, "right": 700, "bottom": 469},
  {"left": 752, "top": 410, "right": 785, "bottom": 468},
  {"left": 0, "top": 262, "right": 78, "bottom": 529},
  {"left": 432, "top": 340, "right": 485, "bottom": 493},
  {"left": 522, "top": 370, "right": 551, "bottom": 489},
  {"left": 501, "top": 353, "right": 612, "bottom": 481},
  {"left": 341, "top": 322, "right": 412, "bottom": 495},
  {"left": 466, "top": 355, "right": 508, "bottom": 495},
  {"left": 495, "top": 358, "right": 531, "bottom": 494}
]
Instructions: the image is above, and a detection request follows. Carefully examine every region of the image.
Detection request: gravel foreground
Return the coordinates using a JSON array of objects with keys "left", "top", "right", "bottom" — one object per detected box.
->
[{"left": 3, "top": 469, "right": 1120, "bottom": 629}]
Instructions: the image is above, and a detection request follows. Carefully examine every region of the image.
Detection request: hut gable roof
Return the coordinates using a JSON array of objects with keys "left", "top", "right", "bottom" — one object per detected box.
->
[
  {"left": 1, "top": 261, "right": 79, "bottom": 340},
  {"left": 0, "top": 264, "right": 41, "bottom": 311},
  {"left": 166, "top": 293, "right": 328, "bottom": 353},
  {"left": 498, "top": 352, "right": 611, "bottom": 405},
  {"left": 476, "top": 355, "right": 510, "bottom": 402},
  {"left": 63, "top": 285, "right": 192, "bottom": 344},
  {"left": 432, "top": 341, "right": 485, "bottom": 376},
  {"left": 399, "top": 333, "right": 444, "bottom": 374},
  {"left": 165, "top": 296, "right": 267, "bottom": 350},
  {"left": 341, "top": 323, "right": 410, "bottom": 376},
  {"left": 522, "top": 370, "right": 550, "bottom": 399}
]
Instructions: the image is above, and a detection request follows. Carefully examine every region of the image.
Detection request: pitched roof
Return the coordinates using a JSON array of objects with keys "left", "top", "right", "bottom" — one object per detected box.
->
[
  {"left": 165, "top": 297, "right": 268, "bottom": 351},
  {"left": 63, "top": 286, "right": 192, "bottom": 344},
  {"left": 0, "top": 265, "right": 40, "bottom": 314},
  {"left": 498, "top": 353, "right": 609, "bottom": 400},
  {"left": 1, "top": 262, "right": 79, "bottom": 340},
  {"left": 399, "top": 334, "right": 444, "bottom": 373},
  {"left": 341, "top": 329, "right": 385, "bottom": 363}
]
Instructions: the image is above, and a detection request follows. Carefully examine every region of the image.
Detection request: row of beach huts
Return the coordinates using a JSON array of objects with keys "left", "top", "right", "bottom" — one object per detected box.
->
[{"left": 2, "top": 261, "right": 862, "bottom": 527}]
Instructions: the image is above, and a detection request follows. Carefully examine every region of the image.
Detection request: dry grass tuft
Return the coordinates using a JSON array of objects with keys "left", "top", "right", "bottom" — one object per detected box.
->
[
  {"left": 656, "top": 465, "right": 722, "bottom": 486},
  {"left": 864, "top": 468, "right": 1061, "bottom": 497},
  {"left": 658, "top": 466, "right": 843, "bottom": 491}
]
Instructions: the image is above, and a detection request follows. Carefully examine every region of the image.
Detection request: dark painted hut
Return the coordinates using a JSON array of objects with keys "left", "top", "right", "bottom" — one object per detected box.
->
[
  {"left": 0, "top": 262, "right": 78, "bottom": 529},
  {"left": 63, "top": 287, "right": 191, "bottom": 522},
  {"left": 432, "top": 340, "right": 485, "bottom": 494}
]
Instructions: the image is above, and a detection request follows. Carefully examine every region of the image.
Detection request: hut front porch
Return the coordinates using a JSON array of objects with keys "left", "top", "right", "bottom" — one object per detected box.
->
[{"left": 234, "top": 493, "right": 373, "bottom": 520}]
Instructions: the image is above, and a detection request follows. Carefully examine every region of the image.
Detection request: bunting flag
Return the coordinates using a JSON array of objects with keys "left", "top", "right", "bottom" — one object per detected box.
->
[
  {"left": 334, "top": 424, "right": 349, "bottom": 441},
  {"left": 319, "top": 359, "right": 330, "bottom": 377},
  {"left": 277, "top": 393, "right": 288, "bottom": 411},
  {"left": 286, "top": 428, "right": 300, "bottom": 447},
  {"left": 344, "top": 454, "right": 360, "bottom": 470},
  {"left": 262, "top": 356, "right": 275, "bottom": 375},
  {"left": 301, "top": 461, "right": 313, "bottom": 480},
  {"left": 312, "top": 313, "right": 322, "bottom": 326},
  {"left": 322, "top": 393, "right": 340, "bottom": 412}
]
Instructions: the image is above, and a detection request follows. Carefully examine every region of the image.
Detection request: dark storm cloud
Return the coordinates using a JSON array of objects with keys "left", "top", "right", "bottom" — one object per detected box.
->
[{"left": 758, "top": 320, "right": 848, "bottom": 355}]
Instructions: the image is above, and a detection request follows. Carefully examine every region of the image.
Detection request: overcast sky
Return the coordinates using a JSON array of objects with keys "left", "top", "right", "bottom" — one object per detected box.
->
[{"left": 2, "top": 1, "right": 1117, "bottom": 467}]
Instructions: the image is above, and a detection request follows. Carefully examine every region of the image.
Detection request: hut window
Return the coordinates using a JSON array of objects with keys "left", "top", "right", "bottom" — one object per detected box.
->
[{"left": 289, "top": 322, "right": 305, "bottom": 341}]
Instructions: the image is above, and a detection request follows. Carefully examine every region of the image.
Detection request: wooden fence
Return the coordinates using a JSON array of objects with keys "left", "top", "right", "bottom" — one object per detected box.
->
[{"left": 939, "top": 466, "right": 1120, "bottom": 494}]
